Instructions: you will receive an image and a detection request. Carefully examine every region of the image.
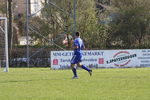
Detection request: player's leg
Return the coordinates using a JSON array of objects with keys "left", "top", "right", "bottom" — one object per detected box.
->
[
  {"left": 77, "top": 62, "right": 92, "bottom": 76},
  {"left": 71, "top": 55, "right": 78, "bottom": 79},
  {"left": 71, "top": 64, "right": 78, "bottom": 79}
]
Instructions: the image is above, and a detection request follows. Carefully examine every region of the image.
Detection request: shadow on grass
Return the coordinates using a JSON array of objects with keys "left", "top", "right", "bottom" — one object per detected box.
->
[{"left": 0, "top": 78, "right": 70, "bottom": 84}]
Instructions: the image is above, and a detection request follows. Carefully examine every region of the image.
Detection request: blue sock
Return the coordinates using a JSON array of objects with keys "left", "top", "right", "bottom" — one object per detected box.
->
[
  {"left": 72, "top": 68, "right": 77, "bottom": 77},
  {"left": 81, "top": 65, "right": 91, "bottom": 72}
]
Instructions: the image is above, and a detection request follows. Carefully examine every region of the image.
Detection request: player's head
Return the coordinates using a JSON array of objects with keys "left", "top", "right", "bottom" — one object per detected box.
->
[{"left": 75, "top": 32, "right": 80, "bottom": 37}]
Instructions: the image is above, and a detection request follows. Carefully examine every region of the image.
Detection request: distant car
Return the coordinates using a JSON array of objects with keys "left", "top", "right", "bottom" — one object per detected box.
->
[
  {"left": 10, "top": 58, "right": 28, "bottom": 67},
  {"left": 31, "top": 58, "right": 51, "bottom": 67},
  {"left": 10, "top": 58, "right": 50, "bottom": 67}
]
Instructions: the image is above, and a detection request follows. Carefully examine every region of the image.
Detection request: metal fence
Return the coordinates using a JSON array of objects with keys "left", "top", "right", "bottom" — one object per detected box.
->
[{"left": 10, "top": 0, "right": 77, "bottom": 67}]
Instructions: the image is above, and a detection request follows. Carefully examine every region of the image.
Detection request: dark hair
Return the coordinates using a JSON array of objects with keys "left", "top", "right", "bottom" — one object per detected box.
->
[{"left": 75, "top": 32, "right": 80, "bottom": 36}]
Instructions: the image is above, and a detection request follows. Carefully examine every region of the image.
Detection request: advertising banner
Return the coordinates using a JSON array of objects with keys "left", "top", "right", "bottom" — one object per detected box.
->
[
  {"left": 105, "top": 50, "right": 138, "bottom": 68},
  {"left": 51, "top": 49, "right": 150, "bottom": 69}
]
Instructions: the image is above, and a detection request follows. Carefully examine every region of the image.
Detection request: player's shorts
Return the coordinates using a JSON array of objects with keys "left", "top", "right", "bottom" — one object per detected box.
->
[{"left": 71, "top": 54, "right": 82, "bottom": 64}]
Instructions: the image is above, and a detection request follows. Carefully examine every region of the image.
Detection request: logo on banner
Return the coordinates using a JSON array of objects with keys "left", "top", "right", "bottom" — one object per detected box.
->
[
  {"left": 99, "top": 58, "right": 104, "bottom": 64},
  {"left": 53, "top": 59, "right": 58, "bottom": 65},
  {"left": 106, "top": 51, "right": 137, "bottom": 67}
]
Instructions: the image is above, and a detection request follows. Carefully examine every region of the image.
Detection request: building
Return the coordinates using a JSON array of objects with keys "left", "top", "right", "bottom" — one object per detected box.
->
[
  {"left": 30, "top": 0, "right": 45, "bottom": 16},
  {"left": 13, "top": 0, "right": 44, "bottom": 16},
  {"left": 13, "top": 0, "right": 26, "bottom": 15}
]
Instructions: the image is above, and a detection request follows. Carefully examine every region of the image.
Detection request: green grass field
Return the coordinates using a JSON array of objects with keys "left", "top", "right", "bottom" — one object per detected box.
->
[{"left": 0, "top": 68, "right": 150, "bottom": 100}]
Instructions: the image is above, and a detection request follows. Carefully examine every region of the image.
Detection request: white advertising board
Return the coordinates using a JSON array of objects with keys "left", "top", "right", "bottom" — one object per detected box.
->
[
  {"left": 51, "top": 50, "right": 104, "bottom": 69},
  {"left": 51, "top": 49, "right": 150, "bottom": 69}
]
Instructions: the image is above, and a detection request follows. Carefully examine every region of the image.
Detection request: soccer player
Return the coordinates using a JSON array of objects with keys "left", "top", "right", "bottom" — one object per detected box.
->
[{"left": 71, "top": 32, "right": 92, "bottom": 79}]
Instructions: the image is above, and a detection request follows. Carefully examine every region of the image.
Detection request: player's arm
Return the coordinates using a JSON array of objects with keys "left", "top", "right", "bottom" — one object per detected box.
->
[
  {"left": 81, "top": 42, "right": 85, "bottom": 50},
  {"left": 72, "top": 40, "right": 78, "bottom": 49},
  {"left": 73, "top": 45, "right": 78, "bottom": 49},
  {"left": 74, "top": 46, "right": 79, "bottom": 49}
]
